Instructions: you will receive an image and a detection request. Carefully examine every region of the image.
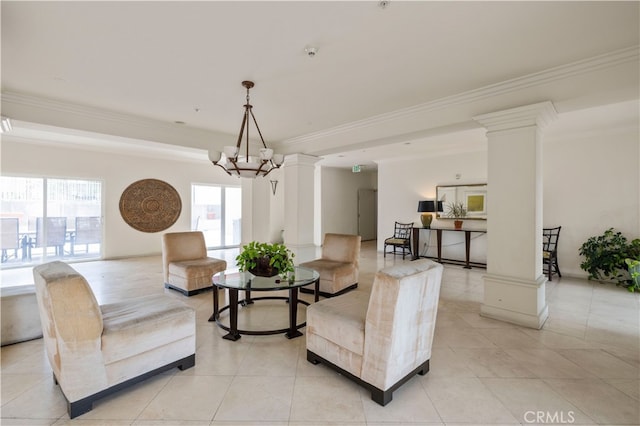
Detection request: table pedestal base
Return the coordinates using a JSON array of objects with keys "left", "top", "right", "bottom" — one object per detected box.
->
[{"left": 209, "top": 291, "right": 312, "bottom": 340}]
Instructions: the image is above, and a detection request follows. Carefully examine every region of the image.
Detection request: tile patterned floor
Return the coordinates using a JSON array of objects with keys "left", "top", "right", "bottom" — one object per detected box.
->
[{"left": 1, "top": 241, "right": 639, "bottom": 425}]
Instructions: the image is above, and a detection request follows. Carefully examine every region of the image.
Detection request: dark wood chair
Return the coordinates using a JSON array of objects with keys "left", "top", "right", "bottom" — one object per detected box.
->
[
  {"left": 543, "top": 226, "right": 562, "bottom": 281},
  {"left": 384, "top": 222, "right": 413, "bottom": 259}
]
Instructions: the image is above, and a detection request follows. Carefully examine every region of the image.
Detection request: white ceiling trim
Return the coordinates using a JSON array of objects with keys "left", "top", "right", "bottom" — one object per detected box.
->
[
  {"left": 2, "top": 120, "right": 209, "bottom": 163},
  {"left": 3, "top": 45, "right": 636, "bottom": 153},
  {"left": 279, "top": 45, "right": 639, "bottom": 148},
  {"left": 1, "top": 90, "right": 228, "bottom": 138}
]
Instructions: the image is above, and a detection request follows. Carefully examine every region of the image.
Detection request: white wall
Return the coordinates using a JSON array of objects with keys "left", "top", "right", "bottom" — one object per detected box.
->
[
  {"left": 377, "top": 150, "right": 488, "bottom": 263},
  {"left": 376, "top": 105, "right": 640, "bottom": 278},
  {"left": 1, "top": 139, "right": 245, "bottom": 258},
  {"left": 268, "top": 168, "right": 285, "bottom": 243},
  {"left": 318, "top": 167, "right": 377, "bottom": 244},
  {"left": 543, "top": 117, "right": 639, "bottom": 277}
]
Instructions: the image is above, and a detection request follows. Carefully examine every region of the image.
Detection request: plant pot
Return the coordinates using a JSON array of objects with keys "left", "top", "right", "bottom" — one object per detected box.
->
[
  {"left": 249, "top": 256, "right": 279, "bottom": 277},
  {"left": 454, "top": 220, "right": 463, "bottom": 229}
]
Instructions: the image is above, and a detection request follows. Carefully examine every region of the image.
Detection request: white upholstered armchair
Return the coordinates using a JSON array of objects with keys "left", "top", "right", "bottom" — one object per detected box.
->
[
  {"left": 33, "top": 261, "right": 196, "bottom": 418},
  {"left": 299, "top": 233, "right": 361, "bottom": 297},
  {"left": 306, "top": 259, "right": 443, "bottom": 405},
  {"left": 162, "top": 231, "right": 227, "bottom": 296}
]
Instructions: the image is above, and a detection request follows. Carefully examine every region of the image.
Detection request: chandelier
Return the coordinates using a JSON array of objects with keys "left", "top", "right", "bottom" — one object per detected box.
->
[{"left": 208, "top": 81, "right": 284, "bottom": 178}]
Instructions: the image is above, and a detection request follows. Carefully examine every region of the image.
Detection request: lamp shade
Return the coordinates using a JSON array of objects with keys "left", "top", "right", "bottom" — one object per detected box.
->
[{"left": 418, "top": 200, "right": 436, "bottom": 213}]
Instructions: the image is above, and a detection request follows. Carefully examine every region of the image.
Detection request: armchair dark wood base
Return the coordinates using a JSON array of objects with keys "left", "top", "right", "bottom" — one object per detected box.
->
[
  {"left": 63, "top": 354, "right": 195, "bottom": 419},
  {"left": 164, "top": 282, "right": 214, "bottom": 297},
  {"left": 306, "top": 349, "right": 429, "bottom": 406}
]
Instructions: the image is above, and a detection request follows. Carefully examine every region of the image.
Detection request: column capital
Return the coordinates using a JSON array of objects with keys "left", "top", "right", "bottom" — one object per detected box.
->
[
  {"left": 473, "top": 101, "right": 558, "bottom": 132},
  {"left": 283, "top": 153, "right": 320, "bottom": 168}
]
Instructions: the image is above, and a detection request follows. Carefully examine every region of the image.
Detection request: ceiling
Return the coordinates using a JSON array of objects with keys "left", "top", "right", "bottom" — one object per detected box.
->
[{"left": 2, "top": 1, "right": 639, "bottom": 169}]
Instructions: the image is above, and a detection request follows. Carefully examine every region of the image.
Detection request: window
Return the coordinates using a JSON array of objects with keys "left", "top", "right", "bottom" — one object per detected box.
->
[
  {"left": 1, "top": 176, "right": 103, "bottom": 268},
  {"left": 191, "top": 184, "right": 241, "bottom": 248}
]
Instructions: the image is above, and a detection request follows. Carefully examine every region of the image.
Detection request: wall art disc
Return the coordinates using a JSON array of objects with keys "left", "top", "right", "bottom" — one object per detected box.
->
[{"left": 119, "top": 178, "right": 181, "bottom": 233}]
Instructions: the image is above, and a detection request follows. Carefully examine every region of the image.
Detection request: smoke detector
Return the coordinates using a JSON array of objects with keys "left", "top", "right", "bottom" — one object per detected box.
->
[{"left": 304, "top": 46, "right": 318, "bottom": 57}]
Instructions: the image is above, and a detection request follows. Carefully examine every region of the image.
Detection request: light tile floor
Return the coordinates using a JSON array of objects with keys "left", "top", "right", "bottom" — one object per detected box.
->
[{"left": 1, "top": 241, "right": 639, "bottom": 425}]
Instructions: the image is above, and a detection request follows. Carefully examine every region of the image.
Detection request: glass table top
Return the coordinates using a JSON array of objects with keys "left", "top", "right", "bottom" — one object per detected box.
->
[{"left": 213, "top": 266, "right": 319, "bottom": 291}]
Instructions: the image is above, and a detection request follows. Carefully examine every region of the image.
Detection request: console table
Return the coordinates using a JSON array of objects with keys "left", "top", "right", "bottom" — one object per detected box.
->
[{"left": 412, "top": 226, "right": 487, "bottom": 269}]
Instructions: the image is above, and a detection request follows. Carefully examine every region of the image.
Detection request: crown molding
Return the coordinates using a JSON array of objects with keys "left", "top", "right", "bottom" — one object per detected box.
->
[
  {"left": 473, "top": 101, "right": 558, "bottom": 132},
  {"left": 279, "top": 45, "right": 639, "bottom": 148},
  {"left": 2, "top": 91, "right": 174, "bottom": 129},
  {"left": 0, "top": 90, "right": 229, "bottom": 148},
  {"left": 1, "top": 120, "right": 210, "bottom": 163}
]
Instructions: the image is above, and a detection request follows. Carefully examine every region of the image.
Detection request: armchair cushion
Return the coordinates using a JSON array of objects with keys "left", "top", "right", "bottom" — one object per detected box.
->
[
  {"left": 307, "top": 289, "right": 369, "bottom": 355},
  {"left": 100, "top": 294, "right": 195, "bottom": 365}
]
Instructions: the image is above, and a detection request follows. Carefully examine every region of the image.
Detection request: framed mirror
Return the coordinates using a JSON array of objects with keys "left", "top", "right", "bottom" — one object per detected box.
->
[{"left": 436, "top": 183, "right": 487, "bottom": 220}]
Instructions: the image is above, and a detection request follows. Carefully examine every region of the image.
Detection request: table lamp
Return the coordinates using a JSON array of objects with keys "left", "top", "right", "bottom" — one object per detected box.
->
[{"left": 418, "top": 200, "right": 436, "bottom": 228}]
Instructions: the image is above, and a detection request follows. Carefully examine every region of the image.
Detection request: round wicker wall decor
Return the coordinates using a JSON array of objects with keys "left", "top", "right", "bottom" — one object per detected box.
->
[{"left": 119, "top": 179, "right": 181, "bottom": 233}]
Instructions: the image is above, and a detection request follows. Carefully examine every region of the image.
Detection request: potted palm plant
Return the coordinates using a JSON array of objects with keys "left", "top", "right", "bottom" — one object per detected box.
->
[
  {"left": 446, "top": 202, "right": 467, "bottom": 229},
  {"left": 235, "top": 241, "right": 295, "bottom": 277}
]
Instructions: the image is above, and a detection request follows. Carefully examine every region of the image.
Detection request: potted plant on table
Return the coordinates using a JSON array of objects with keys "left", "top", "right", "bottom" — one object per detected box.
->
[
  {"left": 578, "top": 228, "right": 640, "bottom": 292},
  {"left": 446, "top": 202, "right": 467, "bottom": 229},
  {"left": 236, "top": 241, "right": 295, "bottom": 277}
]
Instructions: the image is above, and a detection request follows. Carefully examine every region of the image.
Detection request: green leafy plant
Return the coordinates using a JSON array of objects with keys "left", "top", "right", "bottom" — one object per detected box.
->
[
  {"left": 625, "top": 258, "right": 640, "bottom": 293},
  {"left": 578, "top": 228, "right": 640, "bottom": 291},
  {"left": 235, "top": 241, "right": 295, "bottom": 276},
  {"left": 445, "top": 202, "right": 467, "bottom": 219}
]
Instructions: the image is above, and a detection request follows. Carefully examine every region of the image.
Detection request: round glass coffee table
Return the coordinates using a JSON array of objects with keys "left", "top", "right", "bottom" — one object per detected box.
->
[{"left": 208, "top": 266, "right": 320, "bottom": 341}]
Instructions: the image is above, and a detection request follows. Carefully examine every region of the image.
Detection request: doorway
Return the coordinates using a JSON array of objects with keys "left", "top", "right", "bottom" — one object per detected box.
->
[{"left": 357, "top": 188, "right": 377, "bottom": 241}]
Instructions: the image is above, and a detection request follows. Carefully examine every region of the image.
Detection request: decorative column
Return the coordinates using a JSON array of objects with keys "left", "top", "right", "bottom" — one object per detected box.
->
[
  {"left": 473, "top": 102, "right": 557, "bottom": 329},
  {"left": 283, "top": 154, "right": 319, "bottom": 251}
]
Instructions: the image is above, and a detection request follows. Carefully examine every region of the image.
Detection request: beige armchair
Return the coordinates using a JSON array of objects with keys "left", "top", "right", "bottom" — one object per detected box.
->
[
  {"left": 33, "top": 261, "right": 196, "bottom": 419},
  {"left": 299, "top": 233, "right": 361, "bottom": 297},
  {"left": 306, "top": 259, "right": 443, "bottom": 405},
  {"left": 162, "top": 231, "right": 227, "bottom": 296}
]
